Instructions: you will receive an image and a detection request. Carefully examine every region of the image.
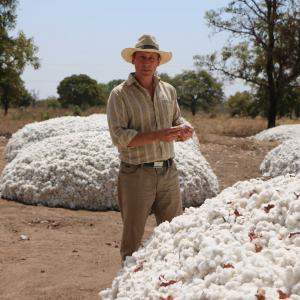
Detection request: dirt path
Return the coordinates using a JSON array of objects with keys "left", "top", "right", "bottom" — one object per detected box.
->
[{"left": 0, "top": 135, "right": 276, "bottom": 300}]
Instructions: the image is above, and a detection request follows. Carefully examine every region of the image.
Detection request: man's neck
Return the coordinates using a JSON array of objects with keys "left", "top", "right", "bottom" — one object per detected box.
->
[{"left": 134, "top": 74, "right": 154, "bottom": 90}]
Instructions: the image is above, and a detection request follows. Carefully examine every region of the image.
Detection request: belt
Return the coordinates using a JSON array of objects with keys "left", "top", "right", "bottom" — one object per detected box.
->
[{"left": 142, "top": 158, "right": 173, "bottom": 168}]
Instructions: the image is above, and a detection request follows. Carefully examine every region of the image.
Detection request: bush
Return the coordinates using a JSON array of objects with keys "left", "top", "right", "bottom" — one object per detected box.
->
[
  {"left": 40, "top": 111, "right": 50, "bottom": 120},
  {"left": 72, "top": 105, "right": 82, "bottom": 116}
]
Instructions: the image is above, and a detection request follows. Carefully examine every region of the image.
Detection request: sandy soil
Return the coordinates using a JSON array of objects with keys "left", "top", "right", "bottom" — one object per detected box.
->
[{"left": 0, "top": 134, "right": 277, "bottom": 300}]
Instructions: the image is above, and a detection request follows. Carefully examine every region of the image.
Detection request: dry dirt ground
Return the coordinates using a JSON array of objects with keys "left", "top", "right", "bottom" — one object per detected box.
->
[{"left": 0, "top": 135, "right": 277, "bottom": 300}]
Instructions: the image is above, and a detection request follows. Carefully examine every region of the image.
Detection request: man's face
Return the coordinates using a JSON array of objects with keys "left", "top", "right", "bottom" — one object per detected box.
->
[{"left": 132, "top": 51, "right": 160, "bottom": 78}]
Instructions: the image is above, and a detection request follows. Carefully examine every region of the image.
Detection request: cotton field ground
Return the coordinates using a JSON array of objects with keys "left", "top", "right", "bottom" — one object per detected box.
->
[{"left": 0, "top": 111, "right": 298, "bottom": 300}]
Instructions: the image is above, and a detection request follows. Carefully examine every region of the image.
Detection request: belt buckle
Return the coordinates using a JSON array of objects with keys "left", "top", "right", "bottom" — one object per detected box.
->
[{"left": 154, "top": 161, "right": 164, "bottom": 168}]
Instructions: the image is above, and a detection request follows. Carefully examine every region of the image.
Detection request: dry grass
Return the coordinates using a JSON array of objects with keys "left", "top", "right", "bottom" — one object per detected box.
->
[
  {"left": 0, "top": 106, "right": 299, "bottom": 140},
  {"left": 182, "top": 111, "right": 300, "bottom": 143},
  {"left": 0, "top": 106, "right": 106, "bottom": 138}
]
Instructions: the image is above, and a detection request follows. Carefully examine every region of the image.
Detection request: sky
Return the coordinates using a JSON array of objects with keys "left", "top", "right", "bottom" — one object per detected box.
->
[{"left": 15, "top": 0, "right": 248, "bottom": 99}]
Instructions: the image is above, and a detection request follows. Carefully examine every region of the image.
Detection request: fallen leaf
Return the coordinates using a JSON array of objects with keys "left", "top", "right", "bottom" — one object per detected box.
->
[
  {"left": 255, "top": 244, "right": 263, "bottom": 253},
  {"left": 264, "top": 204, "right": 275, "bottom": 213},
  {"left": 133, "top": 261, "right": 144, "bottom": 273},
  {"left": 159, "top": 296, "right": 174, "bottom": 300},
  {"left": 255, "top": 288, "right": 266, "bottom": 300},
  {"left": 234, "top": 209, "right": 242, "bottom": 217},
  {"left": 249, "top": 231, "right": 259, "bottom": 241},
  {"left": 278, "top": 289, "right": 290, "bottom": 299},
  {"left": 288, "top": 232, "right": 300, "bottom": 238},
  {"left": 159, "top": 275, "right": 178, "bottom": 287}
]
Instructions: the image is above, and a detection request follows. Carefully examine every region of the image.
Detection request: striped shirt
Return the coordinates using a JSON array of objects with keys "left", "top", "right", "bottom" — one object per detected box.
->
[{"left": 107, "top": 73, "right": 185, "bottom": 164}]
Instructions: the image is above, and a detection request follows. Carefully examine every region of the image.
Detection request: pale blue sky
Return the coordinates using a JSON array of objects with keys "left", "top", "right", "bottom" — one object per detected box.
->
[{"left": 15, "top": 0, "right": 247, "bottom": 99}]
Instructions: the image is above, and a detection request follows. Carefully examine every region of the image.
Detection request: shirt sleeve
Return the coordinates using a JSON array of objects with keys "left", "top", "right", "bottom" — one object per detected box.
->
[
  {"left": 172, "top": 88, "right": 191, "bottom": 127},
  {"left": 107, "top": 89, "right": 138, "bottom": 148}
]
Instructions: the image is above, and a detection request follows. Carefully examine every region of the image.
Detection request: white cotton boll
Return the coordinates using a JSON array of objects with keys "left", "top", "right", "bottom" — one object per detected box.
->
[
  {"left": 182, "top": 257, "right": 197, "bottom": 276},
  {"left": 237, "top": 198, "right": 248, "bottom": 209},
  {"left": 197, "top": 260, "right": 211, "bottom": 278},
  {"left": 241, "top": 268, "right": 257, "bottom": 282},
  {"left": 292, "top": 237, "right": 300, "bottom": 246},
  {"left": 215, "top": 268, "right": 235, "bottom": 285},
  {"left": 256, "top": 190, "right": 273, "bottom": 207},
  {"left": 231, "top": 224, "right": 244, "bottom": 233},
  {"left": 286, "top": 214, "right": 299, "bottom": 228},
  {"left": 290, "top": 202, "right": 300, "bottom": 213},
  {"left": 225, "top": 280, "right": 241, "bottom": 290}
]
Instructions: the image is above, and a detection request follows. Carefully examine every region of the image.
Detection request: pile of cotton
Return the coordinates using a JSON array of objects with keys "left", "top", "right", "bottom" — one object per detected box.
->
[
  {"left": 253, "top": 124, "right": 300, "bottom": 142},
  {"left": 252, "top": 124, "right": 300, "bottom": 178},
  {"left": 260, "top": 139, "right": 300, "bottom": 177},
  {"left": 5, "top": 114, "right": 108, "bottom": 161},
  {"left": 100, "top": 174, "right": 300, "bottom": 300},
  {"left": 0, "top": 115, "right": 218, "bottom": 210}
]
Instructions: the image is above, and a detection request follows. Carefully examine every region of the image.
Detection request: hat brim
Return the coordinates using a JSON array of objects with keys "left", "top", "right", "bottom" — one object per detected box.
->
[{"left": 121, "top": 48, "right": 172, "bottom": 65}]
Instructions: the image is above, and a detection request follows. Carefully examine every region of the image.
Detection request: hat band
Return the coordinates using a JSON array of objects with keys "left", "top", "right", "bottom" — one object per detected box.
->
[{"left": 136, "top": 45, "right": 159, "bottom": 50}]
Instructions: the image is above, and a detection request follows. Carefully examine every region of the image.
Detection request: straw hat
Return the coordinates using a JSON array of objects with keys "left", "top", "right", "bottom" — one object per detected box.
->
[{"left": 121, "top": 35, "right": 172, "bottom": 65}]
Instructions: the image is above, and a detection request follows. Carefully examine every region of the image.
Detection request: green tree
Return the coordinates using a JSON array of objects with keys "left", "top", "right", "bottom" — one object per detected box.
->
[
  {"left": 57, "top": 74, "right": 105, "bottom": 108},
  {"left": 11, "top": 85, "right": 35, "bottom": 107},
  {"left": 99, "top": 79, "right": 124, "bottom": 103},
  {"left": 105, "top": 79, "right": 124, "bottom": 94},
  {"left": 194, "top": 0, "right": 300, "bottom": 128},
  {"left": 226, "top": 91, "right": 255, "bottom": 117},
  {"left": 172, "top": 70, "right": 224, "bottom": 115},
  {"left": 157, "top": 72, "right": 173, "bottom": 84},
  {"left": 0, "top": 0, "right": 40, "bottom": 115}
]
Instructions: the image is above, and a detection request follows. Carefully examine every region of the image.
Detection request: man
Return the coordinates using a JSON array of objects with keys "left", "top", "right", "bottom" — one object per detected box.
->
[{"left": 107, "top": 34, "right": 194, "bottom": 261}]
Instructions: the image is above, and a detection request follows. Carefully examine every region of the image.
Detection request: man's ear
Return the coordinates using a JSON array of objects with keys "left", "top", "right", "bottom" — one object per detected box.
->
[{"left": 131, "top": 53, "right": 136, "bottom": 64}]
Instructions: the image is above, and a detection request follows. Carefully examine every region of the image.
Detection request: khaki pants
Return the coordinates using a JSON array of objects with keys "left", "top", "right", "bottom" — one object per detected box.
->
[{"left": 118, "top": 161, "right": 182, "bottom": 260}]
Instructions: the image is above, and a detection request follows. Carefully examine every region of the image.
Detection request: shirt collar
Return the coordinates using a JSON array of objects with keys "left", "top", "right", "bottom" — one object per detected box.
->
[{"left": 125, "top": 73, "right": 160, "bottom": 87}]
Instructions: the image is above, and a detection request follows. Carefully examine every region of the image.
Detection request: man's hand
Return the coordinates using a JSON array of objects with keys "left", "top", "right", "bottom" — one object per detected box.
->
[
  {"left": 174, "top": 124, "right": 194, "bottom": 141},
  {"left": 127, "top": 124, "right": 194, "bottom": 147},
  {"left": 155, "top": 127, "right": 183, "bottom": 142}
]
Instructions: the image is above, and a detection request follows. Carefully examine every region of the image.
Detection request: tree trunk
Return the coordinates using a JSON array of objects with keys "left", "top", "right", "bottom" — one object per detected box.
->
[
  {"left": 266, "top": 0, "right": 277, "bottom": 129},
  {"left": 191, "top": 97, "right": 196, "bottom": 116},
  {"left": 3, "top": 97, "right": 9, "bottom": 116},
  {"left": 267, "top": 89, "right": 277, "bottom": 128}
]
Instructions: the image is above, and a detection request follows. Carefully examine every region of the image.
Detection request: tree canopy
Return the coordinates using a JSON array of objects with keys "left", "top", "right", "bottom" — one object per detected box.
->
[
  {"left": 159, "top": 70, "right": 224, "bottom": 115},
  {"left": 194, "top": 0, "right": 300, "bottom": 127},
  {"left": 0, "top": 0, "right": 40, "bottom": 114},
  {"left": 57, "top": 74, "right": 106, "bottom": 108}
]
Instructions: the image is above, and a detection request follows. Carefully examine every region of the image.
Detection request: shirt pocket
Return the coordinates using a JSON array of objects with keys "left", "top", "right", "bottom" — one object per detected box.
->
[{"left": 159, "top": 98, "right": 174, "bottom": 125}]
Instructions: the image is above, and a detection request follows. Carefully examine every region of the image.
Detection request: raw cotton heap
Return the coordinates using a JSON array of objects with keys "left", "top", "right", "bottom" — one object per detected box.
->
[
  {"left": 253, "top": 124, "right": 300, "bottom": 142},
  {"left": 100, "top": 174, "right": 300, "bottom": 300},
  {"left": 1, "top": 115, "right": 218, "bottom": 210},
  {"left": 260, "top": 139, "right": 300, "bottom": 178},
  {"left": 5, "top": 114, "right": 108, "bottom": 161},
  {"left": 252, "top": 124, "right": 300, "bottom": 178}
]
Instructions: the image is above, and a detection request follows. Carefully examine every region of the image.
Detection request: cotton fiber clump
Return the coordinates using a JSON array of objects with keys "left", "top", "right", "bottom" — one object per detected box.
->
[
  {"left": 5, "top": 114, "right": 108, "bottom": 161},
  {"left": 174, "top": 135, "right": 218, "bottom": 207},
  {"left": 1, "top": 131, "right": 119, "bottom": 210},
  {"left": 100, "top": 174, "right": 300, "bottom": 300},
  {"left": 260, "top": 139, "right": 300, "bottom": 177},
  {"left": 1, "top": 115, "right": 218, "bottom": 210},
  {"left": 253, "top": 124, "right": 300, "bottom": 142},
  {"left": 253, "top": 124, "right": 300, "bottom": 178}
]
